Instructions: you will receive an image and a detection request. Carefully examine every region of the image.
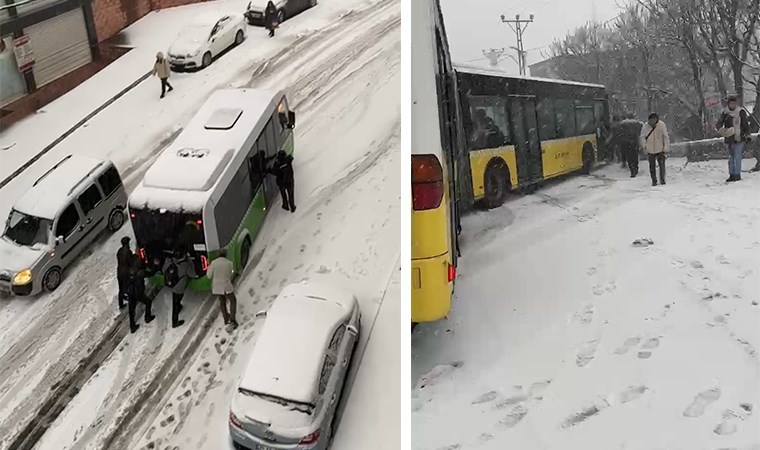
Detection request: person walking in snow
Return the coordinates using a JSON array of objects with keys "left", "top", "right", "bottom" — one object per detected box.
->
[
  {"left": 719, "top": 95, "right": 752, "bottom": 182},
  {"left": 128, "top": 253, "right": 155, "bottom": 332},
  {"left": 152, "top": 52, "right": 174, "bottom": 99},
  {"left": 640, "top": 113, "right": 669, "bottom": 186},
  {"left": 116, "top": 236, "right": 132, "bottom": 310},
  {"left": 206, "top": 249, "right": 239, "bottom": 331},
  {"left": 264, "top": 1, "right": 278, "bottom": 38},
  {"left": 618, "top": 118, "right": 642, "bottom": 177},
  {"left": 268, "top": 150, "right": 296, "bottom": 212},
  {"left": 162, "top": 248, "right": 197, "bottom": 328}
]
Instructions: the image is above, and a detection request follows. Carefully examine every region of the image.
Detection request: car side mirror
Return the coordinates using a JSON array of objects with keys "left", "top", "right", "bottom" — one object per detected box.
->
[
  {"left": 255, "top": 310, "right": 267, "bottom": 318},
  {"left": 347, "top": 325, "right": 359, "bottom": 336},
  {"left": 55, "top": 236, "right": 64, "bottom": 246},
  {"left": 287, "top": 111, "right": 296, "bottom": 129}
]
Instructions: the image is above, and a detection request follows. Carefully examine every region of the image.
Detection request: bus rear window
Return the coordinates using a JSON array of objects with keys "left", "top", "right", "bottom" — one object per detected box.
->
[{"left": 130, "top": 208, "right": 205, "bottom": 260}]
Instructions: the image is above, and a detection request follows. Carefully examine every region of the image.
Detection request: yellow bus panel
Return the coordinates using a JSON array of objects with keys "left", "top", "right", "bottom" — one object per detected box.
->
[
  {"left": 411, "top": 252, "right": 452, "bottom": 322},
  {"left": 469, "top": 146, "right": 517, "bottom": 199},
  {"left": 541, "top": 134, "right": 597, "bottom": 179},
  {"left": 411, "top": 204, "right": 450, "bottom": 260}
]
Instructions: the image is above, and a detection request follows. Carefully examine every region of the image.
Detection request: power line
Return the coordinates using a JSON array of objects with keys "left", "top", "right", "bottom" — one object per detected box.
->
[{"left": 501, "top": 13, "right": 535, "bottom": 75}]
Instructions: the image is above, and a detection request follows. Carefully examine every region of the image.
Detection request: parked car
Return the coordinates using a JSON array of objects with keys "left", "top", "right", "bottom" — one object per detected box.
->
[
  {"left": 244, "top": 0, "right": 317, "bottom": 27},
  {"left": 0, "top": 155, "right": 128, "bottom": 296},
  {"left": 229, "top": 281, "right": 361, "bottom": 450},
  {"left": 167, "top": 14, "right": 247, "bottom": 71}
]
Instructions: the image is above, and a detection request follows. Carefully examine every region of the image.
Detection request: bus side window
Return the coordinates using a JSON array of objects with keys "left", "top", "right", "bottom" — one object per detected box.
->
[
  {"left": 537, "top": 97, "right": 557, "bottom": 141},
  {"left": 266, "top": 117, "right": 280, "bottom": 152},
  {"left": 467, "top": 95, "right": 509, "bottom": 150},
  {"left": 555, "top": 99, "right": 576, "bottom": 138}
]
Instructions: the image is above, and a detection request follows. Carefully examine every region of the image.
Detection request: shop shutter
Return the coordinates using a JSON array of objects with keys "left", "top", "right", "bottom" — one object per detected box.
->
[{"left": 24, "top": 7, "right": 92, "bottom": 87}]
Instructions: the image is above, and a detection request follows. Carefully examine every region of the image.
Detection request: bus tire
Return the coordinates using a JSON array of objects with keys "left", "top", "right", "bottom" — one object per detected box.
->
[
  {"left": 582, "top": 142, "right": 595, "bottom": 174},
  {"left": 240, "top": 237, "right": 252, "bottom": 270},
  {"left": 483, "top": 159, "right": 510, "bottom": 209}
]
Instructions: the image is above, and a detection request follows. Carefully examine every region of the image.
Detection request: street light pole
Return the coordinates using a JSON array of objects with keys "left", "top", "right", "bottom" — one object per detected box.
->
[{"left": 501, "top": 13, "right": 534, "bottom": 75}]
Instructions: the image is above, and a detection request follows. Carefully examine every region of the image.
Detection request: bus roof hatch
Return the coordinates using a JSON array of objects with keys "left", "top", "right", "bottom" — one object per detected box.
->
[{"left": 205, "top": 108, "right": 243, "bottom": 130}]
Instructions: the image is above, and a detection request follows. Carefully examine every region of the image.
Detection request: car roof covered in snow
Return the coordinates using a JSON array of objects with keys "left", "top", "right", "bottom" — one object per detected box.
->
[
  {"left": 238, "top": 282, "right": 357, "bottom": 405},
  {"left": 454, "top": 64, "right": 606, "bottom": 89},
  {"left": 129, "top": 88, "right": 283, "bottom": 212},
  {"left": 14, "top": 154, "right": 109, "bottom": 220}
]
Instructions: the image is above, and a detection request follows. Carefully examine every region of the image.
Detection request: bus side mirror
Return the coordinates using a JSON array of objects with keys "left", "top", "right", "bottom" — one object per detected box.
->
[{"left": 287, "top": 111, "right": 296, "bottom": 129}]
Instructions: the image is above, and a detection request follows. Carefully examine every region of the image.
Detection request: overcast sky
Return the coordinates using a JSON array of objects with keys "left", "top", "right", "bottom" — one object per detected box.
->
[{"left": 440, "top": 0, "right": 625, "bottom": 74}]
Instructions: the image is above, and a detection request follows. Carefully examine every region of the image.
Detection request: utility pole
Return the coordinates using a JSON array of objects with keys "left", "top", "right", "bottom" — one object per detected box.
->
[
  {"left": 482, "top": 48, "right": 505, "bottom": 67},
  {"left": 501, "top": 13, "right": 534, "bottom": 75}
]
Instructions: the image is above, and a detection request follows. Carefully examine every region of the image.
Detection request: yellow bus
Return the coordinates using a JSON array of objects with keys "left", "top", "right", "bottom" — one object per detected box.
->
[
  {"left": 411, "top": 0, "right": 460, "bottom": 324},
  {"left": 453, "top": 66, "right": 610, "bottom": 209}
]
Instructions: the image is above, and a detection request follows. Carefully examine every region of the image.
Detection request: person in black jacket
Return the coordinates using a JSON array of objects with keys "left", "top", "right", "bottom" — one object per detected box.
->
[
  {"left": 128, "top": 254, "right": 155, "bottom": 332},
  {"left": 268, "top": 150, "right": 296, "bottom": 212},
  {"left": 116, "top": 236, "right": 132, "bottom": 310},
  {"left": 719, "top": 95, "right": 752, "bottom": 182},
  {"left": 264, "top": 1, "right": 278, "bottom": 37}
]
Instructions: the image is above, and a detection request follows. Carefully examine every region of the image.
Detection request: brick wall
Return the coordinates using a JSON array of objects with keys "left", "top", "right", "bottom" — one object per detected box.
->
[{"left": 91, "top": 0, "right": 210, "bottom": 43}]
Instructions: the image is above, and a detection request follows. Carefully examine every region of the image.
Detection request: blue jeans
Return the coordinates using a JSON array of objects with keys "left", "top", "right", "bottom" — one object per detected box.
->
[{"left": 728, "top": 142, "right": 744, "bottom": 176}]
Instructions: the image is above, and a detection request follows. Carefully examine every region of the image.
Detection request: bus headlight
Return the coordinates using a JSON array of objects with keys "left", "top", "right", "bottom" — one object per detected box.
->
[{"left": 12, "top": 269, "right": 32, "bottom": 286}]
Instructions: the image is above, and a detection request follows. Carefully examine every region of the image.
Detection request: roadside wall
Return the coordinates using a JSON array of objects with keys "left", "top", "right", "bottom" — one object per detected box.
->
[{"left": 91, "top": 0, "right": 212, "bottom": 43}]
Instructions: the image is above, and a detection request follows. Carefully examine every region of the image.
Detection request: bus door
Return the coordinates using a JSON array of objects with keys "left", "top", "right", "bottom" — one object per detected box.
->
[
  {"left": 259, "top": 117, "right": 280, "bottom": 208},
  {"left": 509, "top": 96, "right": 543, "bottom": 185}
]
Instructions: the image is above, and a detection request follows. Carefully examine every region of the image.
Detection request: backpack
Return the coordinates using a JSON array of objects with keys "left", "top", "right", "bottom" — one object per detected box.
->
[{"left": 164, "top": 261, "right": 179, "bottom": 288}]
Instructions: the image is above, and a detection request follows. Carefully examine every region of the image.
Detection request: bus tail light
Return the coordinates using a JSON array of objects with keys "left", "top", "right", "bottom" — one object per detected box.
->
[
  {"left": 139, "top": 248, "right": 147, "bottom": 264},
  {"left": 200, "top": 255, "right": 209, "bottom": 271},
  {"left": 448, "top": 263, "right": 456, "bottom": 282},
  {"left": 412, "top": 155, "right": 444, "bottom": 211}
]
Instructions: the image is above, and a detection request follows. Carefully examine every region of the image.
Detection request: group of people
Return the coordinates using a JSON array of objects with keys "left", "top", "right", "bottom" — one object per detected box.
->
[
  {"left": 116, "top": 150, "right": 296, "bottom": 333},
  {"left": 607, "top": 94, "right": 756, "bottom": 186}
]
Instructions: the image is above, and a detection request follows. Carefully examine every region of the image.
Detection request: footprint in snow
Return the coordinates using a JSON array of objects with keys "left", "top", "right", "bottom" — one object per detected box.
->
[
  {"left": 572, "top": 304, "right": 594, "bottom": 324},
  {"left": 691, "top": 260, "right": 704, "bottom": 269},
  {"left": 562, "top": 404, "right": 605, "bottom": 428},
  {"left": 576, "top": 340, "right": 599, "bottom": 367},
  {"left": 714, "top": 409, "right": 742, "bottom": 436},
  {"left": 494, "top": 394, "right": 529, "bottom": 410},
  {"left": 614, "top": 337, "right": 641, "bottom": 355},
  {"left": 618, "top": 385, "right": 648, "bottom": 404},
  {"left": 416, "top": 361, "right": 464, "bottom": 390},
  {"left": 683, "top": 387, "right": 721, "bottom": 418},
  {"left": 637, "top": 337, "right": 660, "bottom": 359},
  {"left": 499, "top": 404, "right": 528, "bottom": 428},
  {"left": 529, "top": 379, "right": 552, "bottom": 396},
  {"left": 472, "top": 391, "right": 498, "bottom": 405}
]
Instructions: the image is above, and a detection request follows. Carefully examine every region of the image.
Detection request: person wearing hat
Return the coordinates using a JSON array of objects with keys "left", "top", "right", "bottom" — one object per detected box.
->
[
  {"left": 718, "top": 95, "right": 751, "bottom": 182},
  {"left": 640, "top": 112, "right": 669, "bottom": 186},
  {"left": 116, "top": 236, "right": 133, "bottom": 310},
  {"left": 152, "top": 52, "right": 174, "bottom": 99}
]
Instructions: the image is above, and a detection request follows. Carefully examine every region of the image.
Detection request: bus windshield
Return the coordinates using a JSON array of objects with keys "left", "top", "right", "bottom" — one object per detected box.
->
[{"left": 130, "top": 208, "right": 206, "bottom": 272}]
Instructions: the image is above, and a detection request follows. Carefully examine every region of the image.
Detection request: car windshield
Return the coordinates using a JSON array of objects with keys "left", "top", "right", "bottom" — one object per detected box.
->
[
  {"left": 3, "top": 210, "right": 51, "bottom": 247},
  {"left": 238, "top": 388, "right": 315, "bottom": 415},
  {"left": 179, "top": 25, "right": 209, "bottom": 42}
]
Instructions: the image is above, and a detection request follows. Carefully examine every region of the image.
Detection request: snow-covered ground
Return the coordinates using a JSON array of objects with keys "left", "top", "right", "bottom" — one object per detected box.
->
[
  {"left": 0, "top": 0, "right": 399, "bottom": 448},
  {"left": 412, "top": 160, "right": 760, "bottom": 450}
]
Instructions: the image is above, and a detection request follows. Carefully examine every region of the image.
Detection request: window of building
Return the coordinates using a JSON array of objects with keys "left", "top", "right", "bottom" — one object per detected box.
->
[{"left": 467, "top": 95, "right": 510, "bottom": 150}]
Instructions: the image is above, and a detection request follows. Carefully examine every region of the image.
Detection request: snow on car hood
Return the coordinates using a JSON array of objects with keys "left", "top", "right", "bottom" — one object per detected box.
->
[
  {"left": 247, "top": 0, "right": 284, "bottom": 11},
  {"left": 0, "top": 237, "right": 45, "bottom": 274},
  {"left": 168, "top": 38, "right": 204, "bottom": 57}
]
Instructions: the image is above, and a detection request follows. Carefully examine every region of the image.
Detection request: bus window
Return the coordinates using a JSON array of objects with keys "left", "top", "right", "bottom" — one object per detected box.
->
[
  {"left": 555, "top": 99, "right": 576, "bottom": 138},
  {"left": 537, "top": 97, "right": 557, "bottom": 140},
  {"left": 214, "top": 163, "right": 253, "bottom": 247},
  {"left": 266, "top": 117, "right": 281, "bottom": 154},
  {"left": 575, "top": 106, "right": 595, "bottom": 135},
  {"left": 467, "top": 95, "right": 509, "bottom": 150}
]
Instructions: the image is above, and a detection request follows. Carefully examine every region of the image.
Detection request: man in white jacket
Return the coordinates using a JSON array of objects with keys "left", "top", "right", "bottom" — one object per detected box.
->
[
  {"left": 206, "top": 248, "right": 238, "bottom": 330},
  {"left": 640, "top": 113, "right": 669, "bottom": 186}
]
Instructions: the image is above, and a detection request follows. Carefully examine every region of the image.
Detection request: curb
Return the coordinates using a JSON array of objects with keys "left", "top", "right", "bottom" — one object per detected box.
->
[{"left": 0, "top": 71, "right": 152, "bottom": 191}]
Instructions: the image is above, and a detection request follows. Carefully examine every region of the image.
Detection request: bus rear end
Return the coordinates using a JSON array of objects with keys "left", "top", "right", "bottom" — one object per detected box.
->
[
  {"left": 129, "top": 208, "right": 211, "bottom": 291},
  {"left": 411, "top": 0, "right": 457, "bottom": 323}
]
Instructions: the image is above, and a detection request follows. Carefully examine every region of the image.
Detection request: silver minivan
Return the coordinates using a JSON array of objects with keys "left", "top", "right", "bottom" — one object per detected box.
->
[{"left": 0, "top": 154, "right": 128, "bottom": 296}]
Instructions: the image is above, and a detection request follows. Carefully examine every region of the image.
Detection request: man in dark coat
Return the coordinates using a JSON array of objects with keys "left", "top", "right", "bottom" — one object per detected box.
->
[
  {"left": 268, "top": 150, "right": 296, "bottom": 212},
  {"left": 618, "top": 119, "right": 643, "bottom": 178},
  {"left": 264, "top": 1, "right": 278, "bottom": 37},
  {"left": 116, "top": 236, "right": 132, "bottom": 310},
  {"left": 128, "top": 254, "right": 155, "bottom": 332}
]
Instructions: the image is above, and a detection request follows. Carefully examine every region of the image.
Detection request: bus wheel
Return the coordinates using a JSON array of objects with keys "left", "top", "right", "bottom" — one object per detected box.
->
[
  {"left": 582, "top": 142, "right": 595, "bottom": 174},
  {"left": 240, "top": 237, "right": 252, "bottom": 270},
  {"left": 483, "top": 160, "right": 509, "bottom": 209}
]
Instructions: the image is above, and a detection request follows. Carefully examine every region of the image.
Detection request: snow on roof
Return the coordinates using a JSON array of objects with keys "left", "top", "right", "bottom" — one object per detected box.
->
[
  {"left": 454, "top": 63, "right": 606, "bottom": 89},
  {"left": 14, "top": 155, "right": 106, "bottom": 220},
  {"left": 130, "top": 88, "right": 280, "bottom": 212},
  {"left": 239, "top": 282, "right": 357, "bottom": 405}
]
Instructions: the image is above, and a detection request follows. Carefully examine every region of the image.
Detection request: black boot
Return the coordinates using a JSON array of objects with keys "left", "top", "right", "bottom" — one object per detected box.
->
[
  {"left": 130, "top": 323, "right": 140, "bottom": 333},
  {"left": 652, "top": 180, "right": 658, "bottom": 186},
  {"left": 726, "top": 175, "right": 736, "bottom": 182}
]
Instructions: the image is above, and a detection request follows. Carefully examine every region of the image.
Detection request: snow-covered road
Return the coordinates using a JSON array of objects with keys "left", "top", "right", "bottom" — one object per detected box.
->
[
  {"left": 412, "top": 160, "right": 760, "bottom": 450},
  {"left": 0, "top": 0, "right": 399, "bottom": 448}
]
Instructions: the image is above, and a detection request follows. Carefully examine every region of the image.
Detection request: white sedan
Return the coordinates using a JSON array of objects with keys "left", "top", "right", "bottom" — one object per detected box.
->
[{"left": 167, "top": 14, "right": 247, "bottom": 71}]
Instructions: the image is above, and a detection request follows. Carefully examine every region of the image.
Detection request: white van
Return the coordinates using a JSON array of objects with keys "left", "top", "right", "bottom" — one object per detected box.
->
[{"left": 0, "top": 155, "right": 128, "bottom": 296}]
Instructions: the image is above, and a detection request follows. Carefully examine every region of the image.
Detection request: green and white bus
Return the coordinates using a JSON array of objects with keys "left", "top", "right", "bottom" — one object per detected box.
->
[{"left": 128, "top": 88, "right": 296, "bottom": 290}]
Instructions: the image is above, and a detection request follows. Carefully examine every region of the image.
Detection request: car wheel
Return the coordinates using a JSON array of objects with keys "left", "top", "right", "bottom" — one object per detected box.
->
[
  {"left": 483, "top": 159, "right": 510, "bottom": 209},
  {"left": 202, "top": 51, "right": 212, "bottom": 68},
  {"left": 108, "top": 208, "right": 125, "bottom": 232},
  {"left": 43, "top": 267, "right": 62, "bottom": 292},
  {"left": 235, "top": 29, "right": 245, "bottom": 45},
  {"left": 240, "top": 237, "right": 252, "bottom": 270}
]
